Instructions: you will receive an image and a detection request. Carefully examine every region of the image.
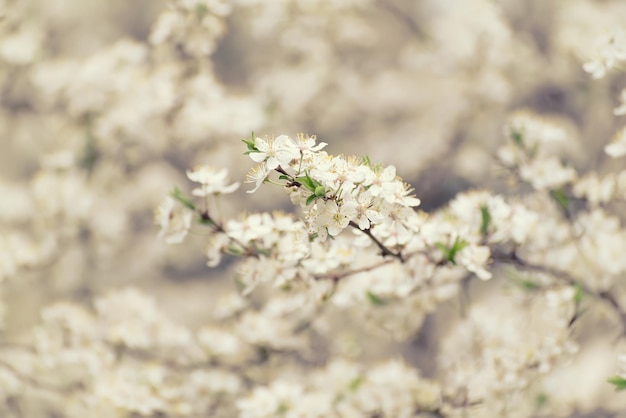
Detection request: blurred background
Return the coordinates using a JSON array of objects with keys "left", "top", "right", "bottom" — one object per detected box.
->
[{"left": 2, "top": 0, "right": 626, "bottom": 415}]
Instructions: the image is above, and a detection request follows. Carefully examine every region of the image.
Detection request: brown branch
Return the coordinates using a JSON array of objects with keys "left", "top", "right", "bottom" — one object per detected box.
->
[
  {"left": 493, "top": 251, "right": 626, "bottom": 330},
  {"left": 314, "top": 259, "right": 394, "bottom": 281},
  {"left": 349, "top": 221, "right": 405, "bottom": 262},
  {"left": 0, "top": 359, "right": 83, "bottom": 394},
  {"left": 199, "top": 210, "right": 261, "bottom": 259},
  {"left": 376, "top": 0, "right": 424, "bottom": 38}
]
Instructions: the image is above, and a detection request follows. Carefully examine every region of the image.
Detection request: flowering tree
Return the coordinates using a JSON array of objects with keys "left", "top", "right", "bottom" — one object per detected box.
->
[{"left": 3, "top": 0, "right": 626, "bottom": 417}]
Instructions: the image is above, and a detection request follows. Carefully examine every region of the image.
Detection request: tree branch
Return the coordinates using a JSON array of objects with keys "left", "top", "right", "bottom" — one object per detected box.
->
[{"left": 493, "top": 251, "right": 626, "bottom": 330}]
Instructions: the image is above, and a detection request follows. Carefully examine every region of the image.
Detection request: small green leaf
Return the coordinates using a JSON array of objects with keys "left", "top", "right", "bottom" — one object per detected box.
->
[
  {"left": 435, "top": 243, "right": 450, "bottom": 260},
  {"left": 275, "top": 403, "right": 289, "bottom": 414},
  {"left": 198, "top": 216, "right": 215, "bottom": 226},
  {"left": 511, "top": 128, "right": 524, "bottom": 147},
  {"left": 349, "top": 375, "right": 365, "bottom": 391},
  {"left": 306, "top": 194, "right": 320, "bottom": 206},
  {"left": 233, "top": 276, "right": 247, "bottom": 293},
  {"left": 195, "top": 3, "right": 208, "bottom": 18},
  {"left": 608, "top": 376, "right": 626, "bottom": 391},
  {"left": 242, "top": 132, "right": 259, "bottom": 153},
  {"left": 295, "top": 172, "right": 323, "bottom": 193},
  {"left": 278, "top": 175, "right": 290, "bottom": 181},
  {"left": 535, "top": 393, "right": 548, "bottom": 408},
  {"left": 480, "top": 204, "right": 492, "bottom": 235},
  {"left": 436, "top": 237, "right": 469, "bottom": 264},
  {"left": 170, "top": 187, "right": 196, "bottom": 210},
  {"left": 225, "top": 244, "right": 244, "bottom": 256},
  {"left": 314, "top": 185, "right": 326, "bottom": 197},
  {"left": 366, "top": 291, "right": 385, "bottom": 306},
  {"left": 550, "top": 188, "right": 569, "bottom": 213},
  {"left": 296, "top": 175, "right": 316, "bottom": 192},
  {"left": 520, "top": 280, "right": 540, "bottom": 291},
  {"left": 79, "top": 134, "right": 99, "bottom": 172},
  {"left": 574, "top": 282, "right": 584, "bottom": 305}
]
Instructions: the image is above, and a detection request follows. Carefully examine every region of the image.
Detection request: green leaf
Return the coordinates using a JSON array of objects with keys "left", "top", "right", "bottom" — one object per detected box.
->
[
  {"left": 275, "top": 403, "right": 289, "bottom": 414},
  {"left": 296, "top": 176, "right": 315, "bottom": 192},
  {"left": 511, "top": 128, "right": 524, "bottom": 147},
  {"left": 435, "top": 242, "right": 450, "bottom": 260},
  {"left": 233, "top": 275, "right": 247, "bottom": 293},
  {"left": 306, "top": 194, "right": 320, "bottom": 206},
  {"left": 480, "top": 204, "right": 491, "bottom": 235},
  {"left": 574, "top": 282, "right": 584, "bottom": 305},
  {"left": 79, "top": 133, "right": 99, "bottom": 172},
  {"left": 366, "top": 291, "right": 385, "bottom": 306},
  {"left": 278, "top": 175, "right": 290, "bottom": 181},
  {"left": 314, "top": 185, "right": 326, "bottom": 197},
  {"left": 198, "top": 216, "right": 215, "bottom": 226},
  {"left": 438, "top": 237, "right": 468, "bottom": 265},
  {"left": 170, "top": 187, "right": 196, "bottom": 210},
  {"left": 519, "top": 280, "right": 540, "bottom": 291},
  {"left": 242, "top": 132, "right": 259, "bottom": 153},
  {"left": 225, "top": 244, "right": 244, "bottom": 256},
  {"left": 349, "top": 375, "right": 365, "bottom": 391},
  {"left": 608, "top": 376, "right": 626, "bottom": 391},
  {"left": 550, "top": 188, "right": 569, "bottom": 213},
  {"left": 195, "top": 3, "right": 208, "bottom": 19},
  {"left": 535, "top": 393, "right": 548, "bottom": 408}
]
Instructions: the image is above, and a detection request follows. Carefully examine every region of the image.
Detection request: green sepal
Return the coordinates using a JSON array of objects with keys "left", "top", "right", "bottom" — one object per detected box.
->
[{"left": 170, "top": 187, "right": 196, "bottom": 210}]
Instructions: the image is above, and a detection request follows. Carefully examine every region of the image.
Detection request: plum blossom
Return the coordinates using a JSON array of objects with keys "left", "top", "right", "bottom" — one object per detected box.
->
[
  {"left": 249, "top": 135, "right": 299, "bottom": 170},
  {"left": 186, "top": 165, "right": 239, "bottom": 195},
  {"left": 605, "top": 126, "right": 626, "bottom": 158},
  {"left": 154, "top": 196, "right": 193, "bottom": 244},
  {"left": 583, "top": 30, "right": 626, "bottom": 79},
  {"left": 244, "top": 162, "right": 271, "bottom": 193},
  {"left": 343, "top": 191, "right": 385, "bottom": 230}
]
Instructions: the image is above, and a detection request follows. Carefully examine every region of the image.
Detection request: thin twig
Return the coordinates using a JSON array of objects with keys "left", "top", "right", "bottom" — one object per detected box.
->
[
  {"left": 314, "top": 259, "right": 394, "bottom": 281},
  {"left": 376, "top": 0, "right": 424, "bottom": 38},
  {"left": 0, "top": 359, "right": 82, "bottom": 394},
  {"left": 493, "top": 251, "right": 626, "bottom": 329}
]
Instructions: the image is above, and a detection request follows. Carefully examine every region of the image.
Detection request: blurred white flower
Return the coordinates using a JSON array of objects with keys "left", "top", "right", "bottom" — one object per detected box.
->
[
  {"left": 187, "top": 165, "right": 239, "bottom": 195},
  {"left": 154, "top": 196, "right": 193, "bottom": 244},
  {"left": 605, "top": 126, "right": 626, "bottom": 158}
]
